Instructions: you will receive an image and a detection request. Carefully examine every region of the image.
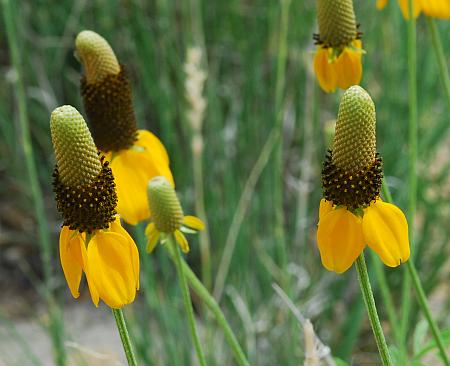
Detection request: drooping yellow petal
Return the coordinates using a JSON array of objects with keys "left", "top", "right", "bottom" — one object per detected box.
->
[
  {"left": 145, "top": 222, "right": 161, "bottom": 253},
  {"left": 362, "top": 200, "right": 410, "bottom": 267},
  {"left": 319, "top": 199, "right": 334, "bottom": 221},
  {"left": 335, "top": 41, "right": 363, "bottom": 90},
  {"left": 110, "top": 217, "right": 140, "bottom": 290},
  {"left": 137, "top": 130, "right": 170, "bottom": 166},
  {"left": 183, "top": 215, "right": 205, "bottom": 231},
  {"left": 87, "top": 231, "right": 137, "bottom": 308},
  {"left": 110, "top": 132, "right": 174, "bottom": 225},
  {"left": 317, "top": 208, "right": 365, "bottom": 273},
  {"left": 397, "top": 0, "right": 422, "bottom": 18},
  {"left": 175, "top": 230, "right": 190, "bottom": 253},
  {"left": 59, "top": 226, "right": 86, "bottom": 298},
  {"left": 314, "top": 46, "right": 338, "bottom": 93},
  {"left": 377, "top": 0, "right": 389, "bottom": 9},
  {"left": 420, "top": 0, "right": 450, "bottom": 18}
]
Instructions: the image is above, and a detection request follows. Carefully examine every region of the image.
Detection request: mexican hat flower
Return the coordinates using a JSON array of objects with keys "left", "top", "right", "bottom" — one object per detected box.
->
[
  {"left": 145, "top": 177, "right": 204, "bottom": 253},
  {"left": 376, "top": 0, "right": 450, "bottom": 19},
  {"left": 317, "top": 86, "right": 410, "bottom": 273},
  {"left": 75, "top": 30, "right": 174, "bottom": 225},
  {"left": 313, "top": 0, "right": 364, "bottom": 93},
  {"left": 51, "top": 105, "right": 139, "bottom": 308}
]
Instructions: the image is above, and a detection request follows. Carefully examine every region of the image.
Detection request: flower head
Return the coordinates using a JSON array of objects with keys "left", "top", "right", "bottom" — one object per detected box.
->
[
  {"left": 76, "top": 30, "right": 174, "bottom": 225},
  {"left": 377, "top": 0, "right": 450, "bottom": 19},
  {"left": 51, "top": 105, "right": 139, "bottom": 308},
  {"left": 317, "top": 86, "right": 410, "bottom": 273},
  {"left": 145, "top": 177, "right": 204, "bottom": 253},
  {"left": 313, "top": 0, "right": 363, "bottom": 93}
]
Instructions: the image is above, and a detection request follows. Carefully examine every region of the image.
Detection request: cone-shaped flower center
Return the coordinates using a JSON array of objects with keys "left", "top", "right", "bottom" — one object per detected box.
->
[
  {"left": 75, "top": 30, "right": 120, "bottom": 84},
  {"left": 322, "top": 86, "right": 382, "bottom": 209},
  {"left": 316, "top": 0, "right": 357, "bottom": 47},
  {"left": 51, "top": 106, "right": 117, "bottom": 233},
  {"left": 76, "top": 30, "right": 138, "bottom": 152},
  {"left": 332, "top": 85, "right": 376, "bottom": 173},
  {"left": 147, "top": 177, "right": 184, "bottom": 233},
  {"left": 51, "top": 105, "right": 102, "bottom": 187}
]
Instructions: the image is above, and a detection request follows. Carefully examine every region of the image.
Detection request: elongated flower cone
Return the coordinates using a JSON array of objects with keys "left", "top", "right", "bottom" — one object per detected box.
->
[
  {"left": 50, "top": 105, "right": 102, "bottom": 187},
  {"left": 76, "top": 30, "right": 138, "bottom": 152},
  {"left": 147, "top": 177, "right": 184, "bottom": 233},
  {"left": 322, "top": 86, "right": 382, "bottom": 210},
  {"left": 332, "top": 85, "right": 376, "bottom": 173},
  {"left": 51, "top": 106, "right": 117, "bottom": 233},
  {"left": 317, "top": 0, "right": 357, "bottom": 47}
]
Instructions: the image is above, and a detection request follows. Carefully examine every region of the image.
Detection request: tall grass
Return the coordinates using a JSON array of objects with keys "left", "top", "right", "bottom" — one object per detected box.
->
[{"left": 1, "top": 0, "right": 450, "bottom": 364}]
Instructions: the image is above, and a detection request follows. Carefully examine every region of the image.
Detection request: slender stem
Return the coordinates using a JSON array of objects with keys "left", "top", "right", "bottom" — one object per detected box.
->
[
  {"left": 426, "top": 17, "right": 450, "bottom": 112},
  {"left": 400, "top": 0, "right": 418, "bottom": 346},
  {"left": 382, "top": 183, "right": 450, "bottom": 365},
  {"left": 355, "top": 254, "right": 392, "bottom": 366},
  {"left": 112, "top": 309, "right": 138, "bottom": 366},
  {"left": 273, "top": 0, "right": 291, "bottom": 272},
  {"left": 164, "top": 244, "right": 250, "bottom": 366},
  {"left": 2, "top": 1, "right": 65, "bottom": 365},
  {"left": 169, "top": 234, "right": 207, "bottom": 366}
]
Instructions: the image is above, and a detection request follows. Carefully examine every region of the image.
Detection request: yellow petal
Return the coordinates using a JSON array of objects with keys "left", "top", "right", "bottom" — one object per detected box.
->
[
  {"left": 137, "top": 130, "right": 170, "bottom": 166},
  {"left": 317, "top": 208, "right": 365, "bottom": 273},
  {"left": 87, "top": 231, "right": 137, "bottom": 308},
  {"left": 377, "top": 0, "right": 389, "bottom": 9},
  {"left": 314, "top": 46, "right": 338, "bottom": 93},
  {"left": 362, "top": 200, "right": 410, "bottom": 267},
  {"left": 183, "top": 215, "right": 205, "bottom": 231},
  {"left": 398, "top": 0, "right": 421, "bottom": 18},
  {"left": 110, "top": 218, "right": 140, "bottom": 290},
  {"left": 145, "top": 223, "right": 160, "bottom": 253},
  {"left": 319, "top": 199, "right": 334, "bottom": 221},
  {"left": 420, "top": 0, "right": 450, "bottom": 18},
  {"left": 175, "top": 230, "right": 190, "bottom": 253},
  {"left": 111, "top": 143, "right": 173, "bottom": 225},
  {"left": 59, "top": 226, "right": 86, "bottom": 298},
  {"left": 335, "top": 41, "right": 363, "bottom": 90}
]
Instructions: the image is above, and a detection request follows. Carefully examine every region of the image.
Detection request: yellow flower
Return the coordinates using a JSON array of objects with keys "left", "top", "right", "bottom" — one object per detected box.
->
[
  {"left": 318, "top": 199, "right": 410, "bottom": 273},
  {"left": 145, "top": 177, "right": 204, "bottom": 253},
  {"left": 60, "top": 218, "right": 140, "bottom": 308},
  {"left": 317, "top": 86, "right": 410, "bottom": 273},
  {"left": 76, "top": 30, "right": 174, "bottom": 225},
  {"left": 314, "top": 0, "right": 363, "bottom": 93},
  {"left": 51, "top": 105, "right": 139, "bottom": 308},
  {"left": 377, "top": 0, "right": 450, "bottom": 19}
]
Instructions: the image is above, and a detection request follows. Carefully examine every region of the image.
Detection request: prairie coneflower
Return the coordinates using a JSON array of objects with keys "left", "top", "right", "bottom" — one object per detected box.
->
[
  {"left": 51, "top": 105, "right": 139, "bottom": 308},
  {"left": 376, "top": 0, "right": 450, "bottom": 19},
  {"left": 145, "top": 176, "right": 204, "bottom": 253},
  {"left": 75, "top": 30, "right": 174, "bottom": 225},
  {"left": 313, "top": 0, "right": 364, "bottom": 93},
  {"left": 317, "top": 86, "right": 410, "bottom": 273}
]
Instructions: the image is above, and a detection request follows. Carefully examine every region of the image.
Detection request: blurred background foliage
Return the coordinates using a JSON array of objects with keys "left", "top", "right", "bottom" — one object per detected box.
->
[{"left": 1, "top": 0, "right": 450, "bottom": 365}]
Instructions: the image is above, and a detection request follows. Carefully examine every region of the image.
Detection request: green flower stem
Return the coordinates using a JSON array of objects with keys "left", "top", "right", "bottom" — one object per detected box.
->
[
  {"left": 382, "top": 182, "right": 450, "bottom": 365},
  {"left": 355, "top": 253, "right": 392, "bottom": 366},
  {"left": 400, "top": 0, "right": 418, "bottom": 347},
  {"left": 112, "top": 309, "right": 138, "bottom": 366},
  {"left": 164, "top": 243, "right": 250, "bottom": 366},
  {"left": 426, "top": 17, "right": 450, "bottom": 113},
  {"left": 168, "top": 235, "right": 207, "bottom": 366},
  {"left": 2, "top": 1, "right": 65, "bottom": 365}
]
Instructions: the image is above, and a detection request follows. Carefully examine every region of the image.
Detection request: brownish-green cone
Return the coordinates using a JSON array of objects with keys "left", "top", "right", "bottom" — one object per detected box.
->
[
  {"left": 322, "top": 86, "right": 382, "bottom": 209},
  {"left": 316, "top": 0, "right": 357, "bottom": 47},
  {"left": 76, "top": 30, "right": 138, "bottom": 152},
  {"left": 51, "top": 106, "right": 117, "bottom": 233},
  {"left": 147, "top": 177, "right": 184, "bottom": 233}
]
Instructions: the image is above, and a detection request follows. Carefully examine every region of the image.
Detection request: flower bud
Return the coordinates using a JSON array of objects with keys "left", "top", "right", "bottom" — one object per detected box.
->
[{"left": 147, "top": 177, "right": 184, "bottom": 233}]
